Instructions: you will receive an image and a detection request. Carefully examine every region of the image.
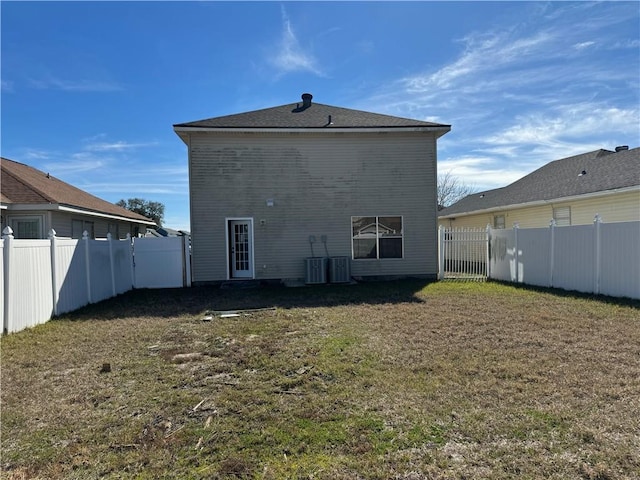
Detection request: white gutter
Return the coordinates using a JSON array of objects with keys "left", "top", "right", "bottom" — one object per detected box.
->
[
  {"left": 439, "top": 185, "right": 640, "bottom": 219},
  {"left": 2, "top": 203, "right": 156, "bottom": 225},
  {"left": 58, "top": 205, "right": 157, "bottom": 225}
]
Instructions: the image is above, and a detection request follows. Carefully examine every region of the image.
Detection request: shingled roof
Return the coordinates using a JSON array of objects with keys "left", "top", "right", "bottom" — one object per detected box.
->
[
  {"left": 174, "top": 93, "right": 450, "bottom": 132},
  {"left": 439, "top": 147, "right": 640, "bottom": 217},
  {"left": 1, "top": 157, "right": 155, "bottom": 224}
]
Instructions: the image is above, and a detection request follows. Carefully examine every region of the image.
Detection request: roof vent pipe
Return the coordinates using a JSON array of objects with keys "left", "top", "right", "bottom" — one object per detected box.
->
[
  {"left": 301, "top": 93, "right": 313, "bottom": 107},
  {"left": 615, "top": 145, "right": 629, "bottom": 152}
]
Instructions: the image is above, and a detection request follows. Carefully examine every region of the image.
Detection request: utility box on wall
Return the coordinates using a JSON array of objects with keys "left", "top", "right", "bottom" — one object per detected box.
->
[
  {"left": 305, "top": 257, "right": 327, "bottom": 284},
  {"left": 329, "top": 256, "right": 351, "bottom": 283}
]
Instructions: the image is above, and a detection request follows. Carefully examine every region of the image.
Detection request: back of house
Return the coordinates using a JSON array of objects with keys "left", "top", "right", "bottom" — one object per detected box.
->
[{"left": 174, "top": 93, "right": 450, "bottom": 285}]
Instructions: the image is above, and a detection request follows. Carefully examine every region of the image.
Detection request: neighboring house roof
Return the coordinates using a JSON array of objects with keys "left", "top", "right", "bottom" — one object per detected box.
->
[
  {"left": 1, "top": 157, "right": 156, "bottom": 225},
  {"left": 145, "top": 226, "right": 190, "bottom": 237},
  {"left": 439, "top": 147, "right": 640, "bottom": 218},
  {"left": 174, "top": 93, "right": 451, "bottom": 139}
]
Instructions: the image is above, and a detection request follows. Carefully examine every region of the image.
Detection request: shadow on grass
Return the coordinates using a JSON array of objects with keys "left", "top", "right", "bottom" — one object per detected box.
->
[
  {"left": 60, "top": 278, "right": 432, "bottom": 321},
  {"left": 488, "top": 279, "right": 640, "bottom": 309}
]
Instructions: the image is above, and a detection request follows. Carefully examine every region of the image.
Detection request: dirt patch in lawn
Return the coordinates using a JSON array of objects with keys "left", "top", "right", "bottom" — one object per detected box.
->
[{"left": 1, "top": 280, "right": 639, "bottom": 479}]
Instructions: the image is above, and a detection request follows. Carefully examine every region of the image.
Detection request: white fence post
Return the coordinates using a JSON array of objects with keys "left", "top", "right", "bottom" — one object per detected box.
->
[
  {"left": 2, "top": 227, "right": 14, "bottom": 334},
  {"left": 83, "top": 231, "right": 92, "bottom": 304},
  {"left": 513, "top": 223, "right": 520, "bottom": 283},
  {"left": 594, "top": 214, "right": 602, "bottom": 295},
  {"left": 49, "top": 229, "right": 59, "bottom": 316},
  {"left": 183, "top": 235, "right": 192, "bottom": 288},
  {"left": 438, "top": 225, "right": 445, "bottom": 280},
  {"left": 485, "top": 224, "right": 491, "bottom": 279},
  {"left": 549, "top": 219, "right": 556, "bottom": 288},
  {"left": 127, "top": 234, "right": 135, "bottom": 289},
  {"left": 107, "top": 233, "right": 116, "bottom": 297}
]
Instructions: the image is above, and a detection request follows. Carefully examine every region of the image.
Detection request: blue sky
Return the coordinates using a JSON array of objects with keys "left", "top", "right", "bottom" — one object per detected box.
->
[{"left": 2, "top": 1, "right": 638, "bottom": 231}]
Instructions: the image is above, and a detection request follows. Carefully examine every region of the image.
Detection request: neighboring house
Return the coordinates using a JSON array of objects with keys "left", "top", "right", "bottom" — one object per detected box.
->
[
  {"left": 174, "top": 93, "right": 450, "bottom": 284},
  {"left": 439, "top": 147, "right": 640, "bottom": 230},
  {"left": 1, "top": 157, "right": 156, "bottom": 239},
  {"left": 145, "top": 227, "right": 190, "bottom": 238}
]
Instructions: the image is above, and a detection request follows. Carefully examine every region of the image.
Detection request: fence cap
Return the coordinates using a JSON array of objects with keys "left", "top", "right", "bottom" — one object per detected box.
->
[{"left": 2, "top": 226, "right": 13, "bottom": 236}]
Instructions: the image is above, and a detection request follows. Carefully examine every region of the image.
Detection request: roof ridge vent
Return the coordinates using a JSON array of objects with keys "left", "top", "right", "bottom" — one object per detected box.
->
[
  {"left": 615, "top": 145, "right": 629, "bottom": 152},
  {"left": 301, "top": 93, "right": 313, "bottom": 107}
]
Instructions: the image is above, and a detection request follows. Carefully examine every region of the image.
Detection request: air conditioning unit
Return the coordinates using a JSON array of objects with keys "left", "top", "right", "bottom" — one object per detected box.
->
[
  {"left": 305, "top": 257, "right": 327, "bottom": 284},
  {"left": 329, "top": 256, "right": 351, "bottom": 283}
]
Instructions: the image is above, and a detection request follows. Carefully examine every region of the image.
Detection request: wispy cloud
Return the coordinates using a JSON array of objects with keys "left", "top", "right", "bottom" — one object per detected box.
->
[
  {"left": 78, "top": 182, "right": 189, "bottom": 196},
  {"left": 85, "top": 141, "right": 159, "bottom": 152},
  {"left": 44, "top": 154, "right": 107, "bottom": 174},
  {"left": 484, "top": 104, "right": 639, "bottom": 150},
  {"left": 403, "top": 30, "right": 554, "bottom": 92},
  {"left": 23, "top": 149, "right": 52, "bottom": 160},
  {"left": 573, "top": 41, "right": 595, "bottom": 50},
  {"left": 269, "top": 5, "right": 323, "bottom": 76},
  {"left": 364, "top": 2, "right": 638, "bottom": 191},
  {"left": 1, "top": 79, "right": 13, "bottom": 92},
  {"left": 28, "top": 75, "right": 122, "bottom": 92},
  {"left": 438, "top": 155, "right": 532, "bottom": 190},
  {"left": 33, "top": 137, "right": 162, "bottom": 177}
]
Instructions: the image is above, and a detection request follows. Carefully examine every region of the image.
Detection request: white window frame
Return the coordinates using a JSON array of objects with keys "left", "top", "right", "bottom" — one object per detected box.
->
[
  {"left": 493, "top": 214, "right": 506, "bottom": 229},
  {"left": 553, "top": 206, "right": 571, "bottom": 226},
  {"left": 351, "top": 215, "right": 404, "bottom": 260},
  {"left": 8, "top": 215, "right": 45, "bottom": 239}
]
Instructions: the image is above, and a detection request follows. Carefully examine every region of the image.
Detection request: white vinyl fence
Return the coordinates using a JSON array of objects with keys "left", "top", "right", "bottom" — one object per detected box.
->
[
  {"left": 1, "top": 228, "right": 191, "bottom": 335},
  {"left": 488, "top": 217, "right": 639, "bottom": 300}
]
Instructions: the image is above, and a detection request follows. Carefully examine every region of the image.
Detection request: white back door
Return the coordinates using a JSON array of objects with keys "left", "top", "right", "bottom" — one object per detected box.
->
[{"left": 228, "top": 219, "right": 254, "bottom": 278}]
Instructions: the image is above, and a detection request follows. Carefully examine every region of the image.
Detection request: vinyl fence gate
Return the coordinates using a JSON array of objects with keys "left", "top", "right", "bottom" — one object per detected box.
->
[{"left": 438, "top": 226, "right": 489, "bottom": 280}]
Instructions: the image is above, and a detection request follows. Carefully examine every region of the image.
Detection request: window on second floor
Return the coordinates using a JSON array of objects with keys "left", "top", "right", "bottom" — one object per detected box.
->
[{"left": 493, "top": 215, "right": 506, "bottom": 229}]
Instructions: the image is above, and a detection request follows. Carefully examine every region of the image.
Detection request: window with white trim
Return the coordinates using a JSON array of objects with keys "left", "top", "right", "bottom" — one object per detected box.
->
[
  {"left": 9, "top": 216, "right": 43, "bottom": 239},
  {"left": 493, "top": 215, "right": 505, "bottom": 229},
  {"left": 352, "top": 216, "right": 403, "bottom": 259},
  {"left": 553, "top": 207, "right": 571, "bottom": 226}
]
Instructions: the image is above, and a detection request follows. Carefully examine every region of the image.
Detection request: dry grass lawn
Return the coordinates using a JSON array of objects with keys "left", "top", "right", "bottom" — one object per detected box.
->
[{"left": 1, "top": 280, "right": 639, "bottom": 479}]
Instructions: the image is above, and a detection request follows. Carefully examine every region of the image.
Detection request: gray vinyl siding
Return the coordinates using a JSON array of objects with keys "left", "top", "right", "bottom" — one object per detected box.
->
[
  {"left": 49, "top": 212, "right": 140, "bottom": 239},
  {"left": 189, "top": 130, "right": 439, "bottom": 283},
  {"left": 2, "top": 209, "right": 146, "bottom": 239}
]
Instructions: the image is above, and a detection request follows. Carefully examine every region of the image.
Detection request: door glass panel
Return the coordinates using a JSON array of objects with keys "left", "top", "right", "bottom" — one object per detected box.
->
[{"left": 235, "top": 224, "right": 249, "bottom": 271}]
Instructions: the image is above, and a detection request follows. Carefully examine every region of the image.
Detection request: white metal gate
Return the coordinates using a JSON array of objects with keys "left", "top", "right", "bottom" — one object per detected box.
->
[{"left": 438, "top": 226, "right": 489, "bottom": 280}]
